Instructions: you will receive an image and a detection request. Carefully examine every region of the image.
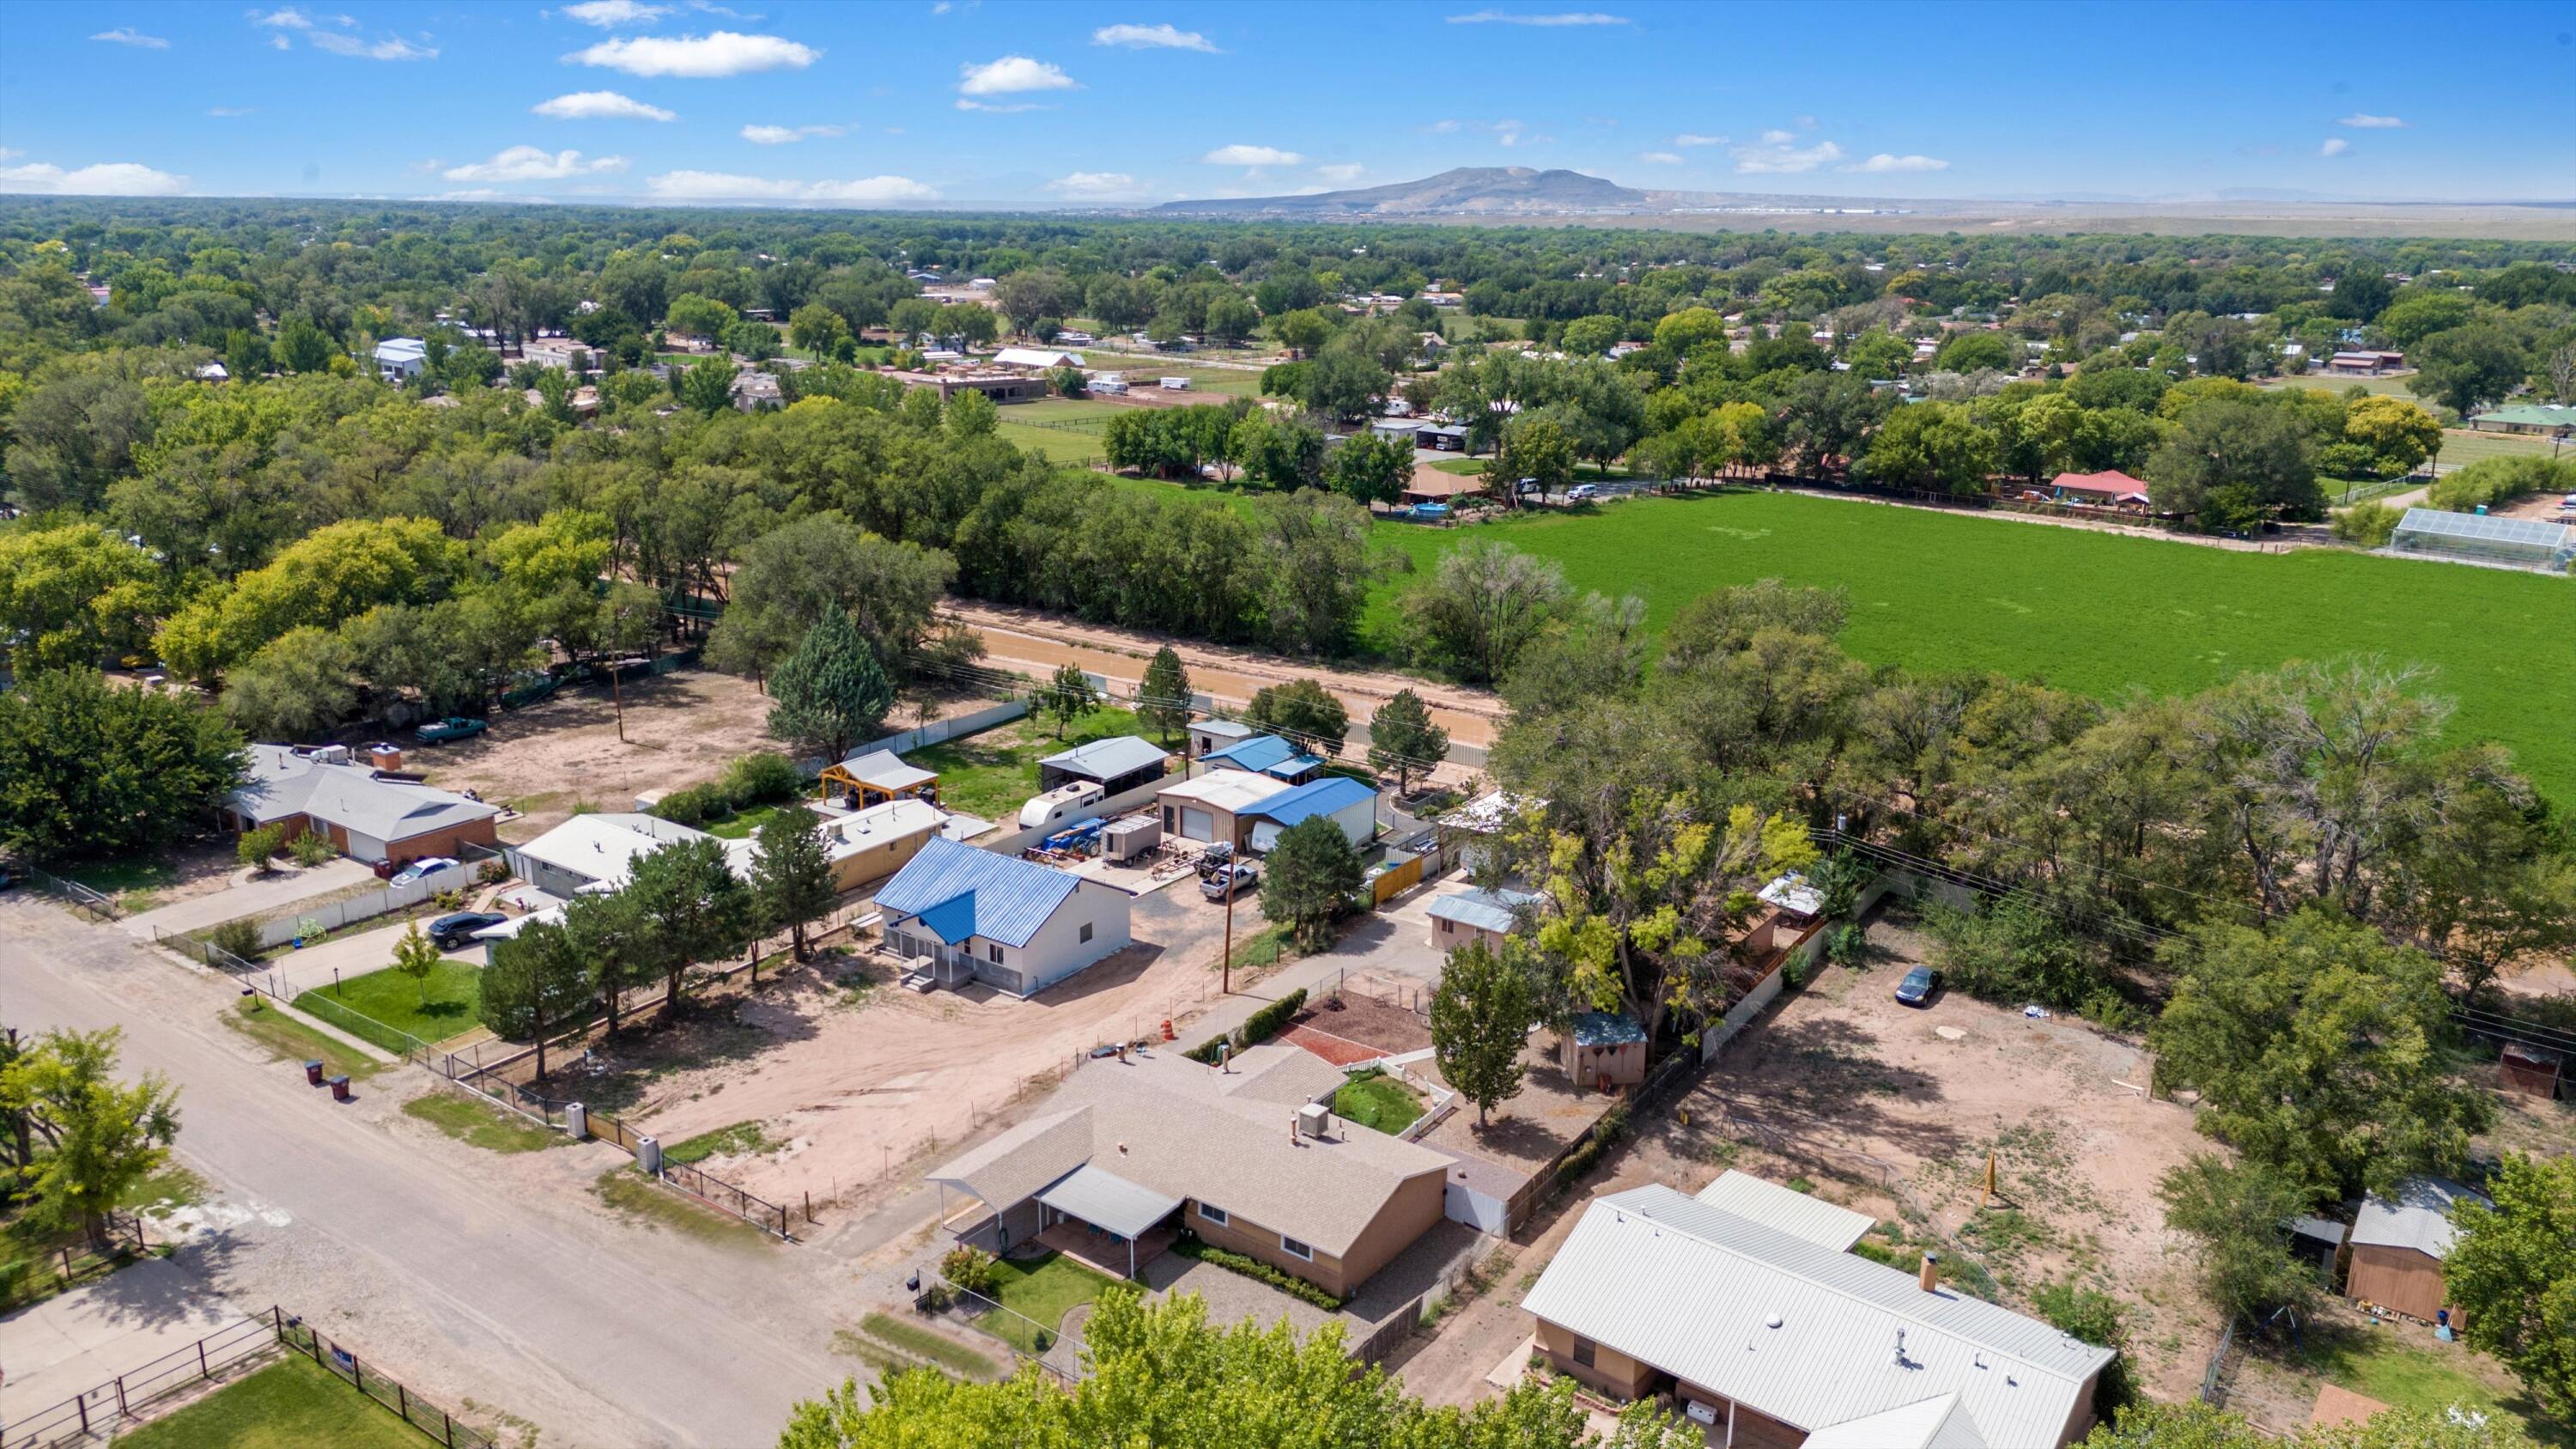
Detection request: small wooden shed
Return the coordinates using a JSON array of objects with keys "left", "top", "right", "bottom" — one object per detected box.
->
[
  {"left": 2499, "top": 1042, "right": 2562, "bottom": 1099},
  {"left": 1558, "top": 1012, "right": 1648, "bottom": 1091},
  {"left": 2343, "top": 1176, "right": 2491, "bottom": 1326}
]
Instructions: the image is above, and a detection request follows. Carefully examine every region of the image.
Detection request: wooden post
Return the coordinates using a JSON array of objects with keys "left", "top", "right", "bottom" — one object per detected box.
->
[
  {"left": 613, "top": 664, "right": 627, "bottom": 743},
  {"left": 444, "top": 1409, "right": 456, "bottom": 1447},
  {"left": 1983, "top": 1151, "right": 1996, "bottom": 1208}
]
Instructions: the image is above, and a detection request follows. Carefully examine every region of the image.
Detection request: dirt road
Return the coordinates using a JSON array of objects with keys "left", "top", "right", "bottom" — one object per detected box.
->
[
  {"left": 2, "top": 898, "right": 856, "bottom": 1448},
  {"left": 940, "top": 600, "right": 1503, "bottom": 752}
]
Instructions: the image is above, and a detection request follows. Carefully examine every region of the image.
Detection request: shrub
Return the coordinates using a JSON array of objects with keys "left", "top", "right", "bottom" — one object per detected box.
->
[
  {"left": 1170, "top": 1233, "right": 1345, "bottom": 1310},
  {"left": 2032, "top": 1281, "right": 2137, "bottom": 1415},
  {"left": 1183, "top": 1036, "right": 1227, "bottom": 1064},
  {"left": 941, "top": 1245, "right": 999, "bottom": 1299},
  {"left": 2425, "top": 454, "right": 2576, "bottom": 514},
  {"left": 208, "top": 917, "right": 264, "bottom": 962},
  {"left": 1237, "top": 989, "right": 1306, "bottom": 1049},
  {"left": 720, "top": 751, "right": 802, "bottom": 807},
  {"left": 477, "top": 857, "right": 510, "bottom": 886},
  {"left": 2080, "top": 988, "right": 2147, "bottom": 1036},
  {"left": 289, "top": 831, "right": 337, "bottom": 866},
  {"left": 236, "top": 824, "right": 287, "bottom": 873},
  {"left": 1826, "top": 921, "right": 1869, "bottom": 968},
  {"left": 1553, "top": 1101, "right": 1631, "bottom": 1189},
  {"left": 1920, "top": 893, "right": 2105, "bottom": 1009},
  {"left": 2329, "top": 499, "right": 2403, "bottom": 548},
  {"left": 652, "top": 782, "right": 730, "bottom": 829}
]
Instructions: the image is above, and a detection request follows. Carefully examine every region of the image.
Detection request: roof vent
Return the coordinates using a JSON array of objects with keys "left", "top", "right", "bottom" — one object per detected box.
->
[{"left": 1764, "top": 1312, "right": 1783, "bottom": 1330}]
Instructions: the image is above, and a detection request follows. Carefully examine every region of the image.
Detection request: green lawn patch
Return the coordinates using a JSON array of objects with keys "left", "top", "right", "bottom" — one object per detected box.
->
[
  {"left": 860, "top": 1312, "right": 999, "bottom": 1379},
  {"left": 2290, "top": 1330, "right": 2552, "bottom": 1446},
  {"left": 1014, "top": 398, "right": 1130, "bottom": 423},
  {"left": 908, "top": 707, "right": 1150, "bottom": 820},
  {"left": 1431, "top": 458, "right": 1489, "bottom": 476},
  {"left": 704, "top": 803, "right": 781, "bottom": 840},
  {"left": 1333, "top": 1068, "right": 1427, "bottom": 1135},
  {"left": 221, "top": 998, "right": 388, "bottom": 1082},
  {"left": 994, "top": 419, "right": 1107, "bottom": 463},
  {"left": 2430, "top": 428, "right": 2562, "bottom": 470},
  {"left": 62, "top": 855, "right": 184, "bottom": 903},
  {"left": 400, "top": 1093, "right": 562, "bottom": 1154},
  {"left": 1360, "top": 490, "right": 2576, "bottom": 807},
  {"left": 974, "top": 1251, "right": 1118, "bottom": 1355},
  {"left": 116, "top": 1354, "right": 427, "bottom": 1449},
  {"left": 592, "top": 1168, "right": 773, "bottom": 1249},
  {"left": 123, "top": 1165, "right": 209, "bottom": 1220},
  {"left": 292, "top": 962, "right": 482, "bottom": 1053},
  {"left": 661, "top": 1119, "right": 777, "bottom": 1166}
]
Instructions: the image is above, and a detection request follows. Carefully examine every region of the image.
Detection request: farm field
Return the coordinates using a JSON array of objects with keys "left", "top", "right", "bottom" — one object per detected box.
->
[
  {"left": 1358, "top": 489, "right": 2576, "bottom": 805},
  {"left": 995, "top": 420, "right": 1105, "bottom": 464},
  {"left": 1013, "top": 398, "right": 1133, "bottom": 423},
  {"left": 2431, "top": 427, "right": 2565, "bottom": 469}
]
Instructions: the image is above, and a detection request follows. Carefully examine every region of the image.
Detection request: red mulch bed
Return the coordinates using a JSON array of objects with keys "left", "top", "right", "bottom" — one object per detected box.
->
[{"left": 1279, "top": 1022, "right": 1384, "bottom": 1067}]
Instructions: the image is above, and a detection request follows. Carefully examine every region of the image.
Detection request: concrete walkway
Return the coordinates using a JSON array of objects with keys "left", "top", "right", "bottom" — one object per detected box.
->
[
  {"left": 118, "top": 861, "right": 374, "bottom": 942},
  {"left": 264, "top": 918, "right": 483, "bottom": 997},
  {"left": 0, "top": 1255, "right": 255, "bottom": 1421}
]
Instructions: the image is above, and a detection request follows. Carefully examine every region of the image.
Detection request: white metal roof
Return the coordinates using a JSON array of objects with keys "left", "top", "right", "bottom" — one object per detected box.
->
[
  {"left": 1039, "top": 735, "right": 1170, "bottom": 781},
  {"left": 2349, "top": 1176, "right": 2489, "bottom": 1259},
  {"left": 1521, "top": 1185, "right": 2111, "bottom": 1447},
  {"left": 832, "top": 749, "right": 937, "bottom": 791},
  {"left": 1759, "top": 872, "right": 1825, "bottom": 917},
  {"left": 513, "top": 813, "right": 708, "bottom": 890},
  {"left": 1427, "top": 886, "right": 1543, "bottom": 935},
  {"left": 1036, "top": 1164, "right": 1182, "bottom": 1239},
  {"left": 1157, "top": 770, "right": 1292, "bottom": 814},
  {"left": 1694, "top": 1171, "right": 1875, "bottom": 1251},
  {"left": 1799, "top": 1392, "right": 1988, "bottom": 1449}
]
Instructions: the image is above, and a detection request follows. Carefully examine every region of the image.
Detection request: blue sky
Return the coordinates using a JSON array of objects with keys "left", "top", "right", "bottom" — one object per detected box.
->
[{"left": 5, "top": 1, "right": 2572, "bottom": 206}]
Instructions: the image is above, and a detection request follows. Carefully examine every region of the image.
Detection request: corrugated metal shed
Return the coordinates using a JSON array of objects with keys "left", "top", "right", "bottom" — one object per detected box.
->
[
  {"left": 875, "top": 837, "right": 1079, "bottom": 947},
  {"left": 1427, "top": 886, "right": 1544, "bottom": 935},
  {"left": 1201, "top": 734, "right": 1324, "bottom": 778},
  {"left": 834, "top": 749, "right": 937, "bottom": 792},
  {"left": 1694, "top": 1171, "right": 1875, "bottom": 1252},
  {"left": 2350, "top": 1176, "right": 2489, "bottom": 1258},
  {"left": 1521, "top": 1185, "right": 2110, "bottom": 1447},
  {"left": 1569, "top": 1012, "right": 1648, "bottom": 1048}
]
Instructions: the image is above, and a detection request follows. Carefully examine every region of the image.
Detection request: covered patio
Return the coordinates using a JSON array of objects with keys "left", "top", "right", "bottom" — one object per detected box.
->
[{"left": 1030, "top": 1162, "right": 1183, "bottom": 1281}]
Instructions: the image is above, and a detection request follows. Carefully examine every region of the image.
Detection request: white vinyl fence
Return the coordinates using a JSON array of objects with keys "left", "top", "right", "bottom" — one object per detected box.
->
[{"left": 244, "top": 861, "right": 478, "bottom": 948}]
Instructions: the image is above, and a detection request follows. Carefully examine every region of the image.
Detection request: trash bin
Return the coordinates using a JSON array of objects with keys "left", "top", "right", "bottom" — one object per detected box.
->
[
  {"left": 304, "top": 1060, "right": 325, "bottom": 1086},
  {"left": 327, "top": 1075, "right": 352, "bottom": 1103}
]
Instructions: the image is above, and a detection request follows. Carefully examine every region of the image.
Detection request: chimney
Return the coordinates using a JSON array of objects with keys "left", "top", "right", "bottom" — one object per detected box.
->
[{"left": 1918, "top": 1251, "right": 1941, "bottom": 1294}]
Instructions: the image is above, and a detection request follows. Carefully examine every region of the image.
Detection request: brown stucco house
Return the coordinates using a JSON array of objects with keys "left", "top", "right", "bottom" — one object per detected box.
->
[
  {"left": 928, "top": 1044, "right": 1450, "bottom": 1299},
  {"left": 225, "top": 744, "right": 500, "bottom": 867},
  {"left": 1522, "top": 1179, "right": 2116, "bottom": 1447}
]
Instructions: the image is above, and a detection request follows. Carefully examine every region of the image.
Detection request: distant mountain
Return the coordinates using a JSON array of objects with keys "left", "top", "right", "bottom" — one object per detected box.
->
[{"left": 1156, "top": 167, "right": 1652, "bottom": 216}]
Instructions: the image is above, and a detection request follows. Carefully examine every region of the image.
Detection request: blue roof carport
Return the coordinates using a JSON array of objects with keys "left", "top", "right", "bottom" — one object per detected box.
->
[{"left": 1036, "top": 1164, "right": 1183, "bottom": 1277}]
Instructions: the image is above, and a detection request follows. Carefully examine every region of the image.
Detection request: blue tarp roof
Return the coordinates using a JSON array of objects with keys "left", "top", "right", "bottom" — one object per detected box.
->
[
  {"left": 876, "top": 837, "right": 1079, "bottom": 948},
  {"left": 1241, "top": 775, "right": 1376, "bottom": 828},
  {"left": 1570, "top": 1012, "right": 1648, "bottom": 1047},
  {"left": 1202, "top": 734, "right": 1324, "bottom": 778}
]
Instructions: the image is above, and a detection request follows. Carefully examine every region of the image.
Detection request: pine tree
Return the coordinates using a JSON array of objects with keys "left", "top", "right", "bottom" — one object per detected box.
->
[
  {"left": 1137, "top": 646, "right": 1193, "bottom": 744},
  {"left": 752, "top": 804, "right": 838, "bottom": 964},
  {"left": 1431, "top": 939, "right": 1534, "bottom": 1126},
  {"left": 479, "top": 916, "right": 589, "bottom": 1079},
  {"left": 1366, "top": 689, "right": 1449, "bottom": 795},
  {"left": 767, "top": 610, "right": 896, "bottom": 763},
  {"left": 625, "top": 837, "right": 759, "bottom": 1016},
  {"left": 1259, "top": 816, "right": 1364, "bottom": 951}
]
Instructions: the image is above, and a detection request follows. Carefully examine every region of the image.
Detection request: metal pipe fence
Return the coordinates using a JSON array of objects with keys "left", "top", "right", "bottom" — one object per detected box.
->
[
  {"left": 20, "top": 864, "right": 119, "bottom": 922},
  {"left": 0, "top": 1312, "right": 280, "bottom": 1449},
  {"left": 277, "top": 1308, "right": 500, "bottom": 1449}
]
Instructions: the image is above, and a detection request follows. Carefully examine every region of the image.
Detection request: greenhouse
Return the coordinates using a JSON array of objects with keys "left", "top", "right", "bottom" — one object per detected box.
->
[{"left": 2385, "top": 508, "right": 2576, "bottom": 573}]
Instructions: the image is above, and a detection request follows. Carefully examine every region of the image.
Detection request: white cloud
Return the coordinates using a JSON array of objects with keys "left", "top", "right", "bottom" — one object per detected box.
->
[
  {"left": 1846, "top": 152, "right": 1947, "bottom": 173},
  {"left": 1424, "top": 119, "right": 1461, "bottom": 134},
  {"left": 957, "top": 54, "right": 1076, "bottom": 95},
  {"left": 740, "top": 122, "right": 844, "bottom": 143},
  {"left": 2320, "top": 137, "right": 2351, "bottom": 157},
  {"left": 1637, "top": 150, "right": 1683, "bottom": 165},
  {"left": 91, "top": 27, "right": 171, "bottom": 48},
  {"left": 533, "top": 90, "right": 676, "bottom": 120},
  {"left": 2337, "top": 113, "right": 2404, "bottom": 129},
  {"left": 269, "top": 33, "right": 290, "bottom": 50},
  {"left": 644, "top": 169, "right": 939, "bottom": 202},
  {"left": 1315, "top": 162, "right": 1364, "bottom": 181},
  {"left": 310, "top": 32, "right": 439, "bottom": 59},
  {"left": 558, "top": 0, "right": 672, "bottom": 24},
  {"left": 1092, "top": 22, "right": 1218, "bottom": 52},
  {"left": 442, "top": 146, "right": 628, "bottom": 182},
  {"left": 0, "top": 160, "right": 191, "bottom": 196},
  {"left": 247, "top": 8, "right": 347, "bottom": 27},
  {"left": 1047, "top": 171, "right": 1148, "bottom": 200},
  {"left": 568, "top": 31, "right": 817, "bottom": 77},
  {"left": 1445, "top": 9, "right": 1631, "bottom": 23},
  {"left": 1201, "top": 144, "right": 1303, "bottom": 166},
  {"left": 209, "top": 106, "right": 256, "bottom": 116},
  {"left": 1731, "top": 136, "right": 1845, "bottom": 174},
  {"left": 1673, "top": 132, "right": 1726, "bottom": 146}
]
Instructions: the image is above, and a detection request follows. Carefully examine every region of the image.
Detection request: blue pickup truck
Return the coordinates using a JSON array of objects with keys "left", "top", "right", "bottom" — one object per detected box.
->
[{"left": 415, "top": 716, "right": 489, "bottom": 745}]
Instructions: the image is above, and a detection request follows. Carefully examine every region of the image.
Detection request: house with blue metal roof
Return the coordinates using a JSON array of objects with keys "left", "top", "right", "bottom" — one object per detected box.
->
[
  {"left": 1198, "top": 734, "right": 1327, "bottom": 785},
  {"left": 1241, "top": 775, "right": 1379, "bottom": 851},
  {"left": 875, "top": 837, "right": 1132, "bottom": 997}
]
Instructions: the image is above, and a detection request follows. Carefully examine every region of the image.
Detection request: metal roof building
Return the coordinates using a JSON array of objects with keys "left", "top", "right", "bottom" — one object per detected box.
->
[
  {"left": 1036, "top": 735, "right": 1170, "bottom": 796},
  {"left": 1427, "top": 886, "right": 1544, "bottom": 937},
  {"left": 876, "top": 837, "right": 1131, "bottom": 996},
  {"left": 1200, "top": 734, "right": 1328, "bottom": 782},
  {"left": 1240, "top": 776, "right": 1379, "bottom": 850},
  {"left": 2350, "top": 1175, "right": 2488, "bottom": 1259},
  {"left": 1522, "top": 1184, "right": 2115, "bottom": 1448},
  {"left": 2385, "top": 507, "right": 2576, "bottom": 573},
  {"left": 1695, "top": 1170, "right": 1875, "bottom": 1251}
]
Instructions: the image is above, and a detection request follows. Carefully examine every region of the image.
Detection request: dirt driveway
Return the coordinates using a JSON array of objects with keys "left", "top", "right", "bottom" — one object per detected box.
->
[{"left": 578, "top": 883, "right": 1265, "bottom": 1207}]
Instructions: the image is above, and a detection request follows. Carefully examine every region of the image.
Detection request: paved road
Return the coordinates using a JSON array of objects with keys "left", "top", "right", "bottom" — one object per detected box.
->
[{"left": 3, "top": 898, "right": 855, "bottom": 1448}]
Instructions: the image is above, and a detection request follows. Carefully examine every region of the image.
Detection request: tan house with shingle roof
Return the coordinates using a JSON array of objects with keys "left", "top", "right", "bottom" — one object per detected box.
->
[{"left": 928, "top": 1044, "right": 1449, "bottom": 1298}]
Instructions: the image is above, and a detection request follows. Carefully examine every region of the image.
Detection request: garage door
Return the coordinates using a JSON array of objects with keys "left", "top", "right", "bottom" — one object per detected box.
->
[{"left": 1180, "top": 807, "right": 1215, "bottom": 843}]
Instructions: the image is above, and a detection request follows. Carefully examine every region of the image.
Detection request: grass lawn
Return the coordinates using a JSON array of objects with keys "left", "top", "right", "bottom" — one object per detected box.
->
[
  {"left": 116, "top": 1355, "right": 426, "bottom": 1449},
  {"left": 661, "top": 1119, "right": 778, "bottom": 1166},
  {"left": 400, "top": 1093, "right": 562, "bottom": 1154},
  {"left": 704, "top": 803, "right": 782, "bottom": 840},
  {"left": 292, "top": 962, "right": 482, "bottom": 1053},
  {"left": 1360, "top": 490, "right": 2576, "bottom": 807},
  {"left": 908, "top": 706, "right": 1151, "bottom": 820},
  {"left": 975, "top": 1251, "right": 1119, "bottom": 1355},
  {"left": 2265, "top": 372, "right": 2425, "bottom": 403},
  {"left": 1014, "top": 398, "right": 1131, "bottom": 423},
  {"left": 2433, "top": 428, "right": 2564, "bottom": 470},
  {"left": 995, "top": 419, "right": 1107, "bottom": 464},
  {"left": 221, "top": 998, "right": 388, "bottom": 1082},
  {"left": 592, "top": 1168, "right": 773, "bottom": 1249},
  {"left": 2290, "top": 1330, "right": 2557, "bottom": 1446},
  {"left": 61, "top": 855, "right": 185, "bottom": 903},
  {"left": 1333, "top": 1068, "right": 1427, "bottom": 1134},
  {"left": 1431, "top": 457, "right": 1490, "bottom": 476},
  {"left": 860, "top": 1312, "right": 999, "bottom": 1379}
]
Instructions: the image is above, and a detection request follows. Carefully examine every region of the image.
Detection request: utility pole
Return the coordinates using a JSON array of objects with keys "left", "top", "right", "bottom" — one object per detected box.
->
[{"left": 1222, "top": 858, "right": 1236, "bottom": 995}]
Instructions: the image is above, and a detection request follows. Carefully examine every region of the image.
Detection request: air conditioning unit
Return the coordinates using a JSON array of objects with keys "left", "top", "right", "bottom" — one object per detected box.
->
[{"left": 1297, "top": 1102, "right": 1332, "bottom": 1139}]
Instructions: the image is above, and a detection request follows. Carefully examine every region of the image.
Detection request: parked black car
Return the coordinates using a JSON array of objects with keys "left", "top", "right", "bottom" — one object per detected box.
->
[
  {"left": 428, "top": 910, "right": 508, "bottom": 949},
  {"left": 1895, "top": 965, "right": 1940, "bottom": 1007}
]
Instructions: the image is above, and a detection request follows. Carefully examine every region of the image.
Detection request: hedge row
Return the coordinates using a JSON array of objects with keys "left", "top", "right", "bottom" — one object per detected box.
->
[
  {"left": 1181, "top": 987, "right": 1309, "bottom": 1065},
  {"left": 648, "top": 752, "right": 805, "bottom": 829},
  {"left": 1170, "top": 1233, "right": 1345, "bottom": 1311}
]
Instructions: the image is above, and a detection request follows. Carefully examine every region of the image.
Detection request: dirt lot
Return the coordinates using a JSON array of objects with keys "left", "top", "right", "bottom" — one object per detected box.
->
[
  {"left": 560, "top": 886, "right": 1262, "bottom": 1207},
  {"left": 416, "top": 670, "right": 995, "bottom": 838}
]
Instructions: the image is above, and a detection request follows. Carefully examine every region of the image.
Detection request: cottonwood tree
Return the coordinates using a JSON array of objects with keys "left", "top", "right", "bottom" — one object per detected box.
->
[
  {"left": 1260, "top": 816, "right": 1364, "bottom": 951},
  {"left": 1431, "top": 938, "right": 1535, "bottom": 1126},
  {"left": 1407, "top": 540, "right": 1571, "bottom": 685},
  {"left": 0, "top": 1028, "right": 179, "bottom": 1249},
  {"left": 767, "top": 610, "right": 896, "bottom": 764},
  {"left": 2445, "top": 1151, "right": 2576, "bottom": 1422},
  {"left": 1038, "top": 662, "right": 1101, "bottom": 739},
  {"left": 2156, "top": 1153, "right": 2320, "bottom": 1322},
  {"left": 0, "top": 669, "right": 247, "bottom": 863},
  {"left": 624, "top": 838, "right": 758, "bottom": 1017},
  {"left": 1243, "top": 678, "right": 1348, "bottom": 755},
  {"left": 1365, "top": 689, "right": 1449, "bottom": 795},
  {"left": 221, "top": 626, "right": 359, "bottom": 740},
  {"left": 1136, "top": 646, "right": 1193, "bottom": 744},
  {"left": 752, "top": 805, "right": 838, "bottom": 964}
]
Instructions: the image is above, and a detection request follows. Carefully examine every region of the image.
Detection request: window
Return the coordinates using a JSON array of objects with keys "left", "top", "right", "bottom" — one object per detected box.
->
[
  {"left": 1163, "top": 807, "right": 1176, "bottom": 831},
  {"left": 1079, "top": 922, "right": 1094, "bottom": 943},
  {"left": 987, "top": 943, "right": 1005, "bottom": 964},
  {"left": 1198, "top": 1202, "right": 1229, "bottom": 1227},
  {"left": 1572, "top": 1336, "right": 1597, "bottom": 1369},
  {"left": 1279, "top": 1235, "right": 1313, "bottom": 1261}
]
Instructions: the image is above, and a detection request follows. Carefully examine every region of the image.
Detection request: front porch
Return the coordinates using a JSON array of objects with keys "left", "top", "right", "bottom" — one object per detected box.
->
[{"left": 1029, "top": 1217, "right": 1179, "bottom": 1281}]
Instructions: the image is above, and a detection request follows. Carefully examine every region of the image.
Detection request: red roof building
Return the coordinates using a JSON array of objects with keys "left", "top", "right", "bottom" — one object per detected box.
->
[{"left": 2046, "top": 470, "right": 2153, "bottom": 507}]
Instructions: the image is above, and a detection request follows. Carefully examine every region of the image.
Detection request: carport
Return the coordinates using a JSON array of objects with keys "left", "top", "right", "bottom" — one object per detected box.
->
[{"left": 1034, "top": 1163, "right": 1183, "bottom": 1279}]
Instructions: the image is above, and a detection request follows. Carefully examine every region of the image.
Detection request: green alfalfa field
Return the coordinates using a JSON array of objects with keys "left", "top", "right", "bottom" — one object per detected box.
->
[{"left": 1356, "top": 490, "right": 2576, "bottom": 805}]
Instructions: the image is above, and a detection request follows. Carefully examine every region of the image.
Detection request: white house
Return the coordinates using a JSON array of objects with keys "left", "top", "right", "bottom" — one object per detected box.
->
[
  {"left": 876, "top": 837, "right": 1132, "bottom": 996},
  {"left": 374, "top": 338, "right": 428, "bottom": 382},
  {"left": 505, "top": 813, "right": 740, "bottom": 900},
  {"left": 993, "top": 346, "right": 1085, "bottom": 371}
]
